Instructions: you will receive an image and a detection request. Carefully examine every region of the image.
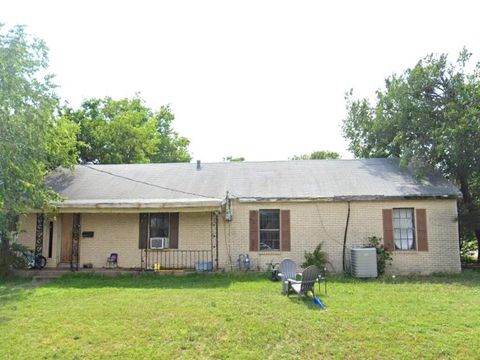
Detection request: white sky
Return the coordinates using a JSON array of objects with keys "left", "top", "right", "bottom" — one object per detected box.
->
[{"left": 3, "top": 0, "right": 480, "bottom": 161}]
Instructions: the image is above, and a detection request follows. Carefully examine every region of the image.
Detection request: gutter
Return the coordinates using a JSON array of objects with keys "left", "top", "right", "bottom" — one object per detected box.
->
[
  {"left": 50, "top": 198, "right": 223, "bottom": 213},
  {"left": 236, "top": 194, "right": 459, "bottom": 203}
]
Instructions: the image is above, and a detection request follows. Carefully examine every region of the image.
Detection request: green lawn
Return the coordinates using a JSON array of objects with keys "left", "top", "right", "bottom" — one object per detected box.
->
[{"left": 1, "top": 271, "right": 480, "bottom": 359}]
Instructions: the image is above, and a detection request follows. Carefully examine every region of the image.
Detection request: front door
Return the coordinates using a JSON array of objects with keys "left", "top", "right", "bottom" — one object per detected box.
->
[{"left": 61, "top": 213, "right": 73, "bottom": 262}]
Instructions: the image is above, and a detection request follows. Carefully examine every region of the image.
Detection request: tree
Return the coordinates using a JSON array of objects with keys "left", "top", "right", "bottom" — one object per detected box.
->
[
  {"left": 0, "top": 25, "right": 79, "bottom": 274},
  {"left": 65, "top": 97, "right": 191, "bottom": 164},
  {"left": 343, "top": 49, "right": 480, "bottom": 261},
  {"left": 291, "top": 150, "right": 341, "bottom": 160}
]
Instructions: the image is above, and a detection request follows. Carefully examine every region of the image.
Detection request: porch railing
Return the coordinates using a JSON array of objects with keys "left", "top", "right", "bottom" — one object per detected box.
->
[{"left": 142, "top": 249, "right": 213, "bottom": 271}]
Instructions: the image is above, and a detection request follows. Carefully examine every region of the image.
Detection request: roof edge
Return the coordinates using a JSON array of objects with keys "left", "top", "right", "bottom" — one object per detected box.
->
[{"left": 237, "top": 194, "right": 460, "bottom": 202}]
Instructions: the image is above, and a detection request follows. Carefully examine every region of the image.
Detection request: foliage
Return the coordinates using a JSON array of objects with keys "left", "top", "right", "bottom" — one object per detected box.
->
[
  {"left": 343, "top": 49, "right": 480, "bottom": 261},
  {"left": 2, "top": 242, "right": 30, "bottom": 272},
  {"left": 302, "top": 242, "right": 326, "bottom": 269},
  {"left": 223, "top": 156, "right": 245, "bottom": 162},
  {"left": 0, "top": 24, "right": 79, "bottom": 274},
  {"left": 366, "top": 236, "right": 392, "bottom": 276},
  {"left": 460, "top": 237, "right": 478, "bottom": 264},
  {"left": 1, "top": 272, "right": 480, "bottom": 358},
  {"left": 291, "top": 150, "right": 341, "bottom": 160},
  {"left": 64, "top": 97, "right": 191, "bottom": 164}
]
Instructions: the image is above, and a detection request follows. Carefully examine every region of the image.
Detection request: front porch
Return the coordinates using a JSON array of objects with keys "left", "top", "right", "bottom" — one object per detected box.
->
[{"left": 20, "top": 208, "right": 221, "bottom": 272}]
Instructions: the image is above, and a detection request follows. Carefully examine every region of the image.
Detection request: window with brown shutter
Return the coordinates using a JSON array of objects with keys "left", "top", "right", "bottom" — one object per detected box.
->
[
  {"left": 139, "top": 213, "right": 179, "bottom": 249},
  {"left": 249, "top": 209, "right": 291, "bottom": 252}
]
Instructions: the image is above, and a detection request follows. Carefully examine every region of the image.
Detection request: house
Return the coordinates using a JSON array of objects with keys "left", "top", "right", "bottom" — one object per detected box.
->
[{"left": 17, "top": 159, "right": 462, "bottom": 274}]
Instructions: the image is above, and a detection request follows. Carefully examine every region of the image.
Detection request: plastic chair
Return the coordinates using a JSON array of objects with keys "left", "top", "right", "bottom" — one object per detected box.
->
[
  {"left": 278, "top": 258, "right": 298, "bottom": 294},
  {"left": 287, "top": 265, "right": 321, "bottom": 300},
  {"left": 106, "top": 253, "right": 118, "bottom": 268}
]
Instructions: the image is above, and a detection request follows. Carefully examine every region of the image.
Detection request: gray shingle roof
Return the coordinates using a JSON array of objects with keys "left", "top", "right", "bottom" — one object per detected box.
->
[{"left": 46, "top": 158, "right": 460, "bottom": 208}]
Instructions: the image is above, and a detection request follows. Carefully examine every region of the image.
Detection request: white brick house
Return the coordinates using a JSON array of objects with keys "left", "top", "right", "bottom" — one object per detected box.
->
[{"left": 18, "top": 159, "right": 462, "bottom": 274}]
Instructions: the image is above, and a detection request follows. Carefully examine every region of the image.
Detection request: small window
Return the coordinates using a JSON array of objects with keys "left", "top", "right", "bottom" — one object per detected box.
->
[
  {"left": 259, "top": 210, "right": 280, "bottom": 251},
  {"left": 393, "top": 208, "right": 416, "bottom": 250},
  {"left": 150, "top": 214, "right": 170, "bottom": 239}
]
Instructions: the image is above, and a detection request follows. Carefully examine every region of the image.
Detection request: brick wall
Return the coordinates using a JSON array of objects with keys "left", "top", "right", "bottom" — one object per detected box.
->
[
  {"left": 17, "top": 198, "right": 460, "bottom": 274},
  {"left": 217, "top": 199, "right": 461, "bottom": 275},
  {"left": 79, "top": 212, "right": 212, "bottom": 268}
]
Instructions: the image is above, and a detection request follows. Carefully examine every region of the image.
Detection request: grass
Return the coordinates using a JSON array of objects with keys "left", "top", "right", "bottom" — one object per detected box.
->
[{"left": 1, "top": 271, "right": 480, "bottom": 359}]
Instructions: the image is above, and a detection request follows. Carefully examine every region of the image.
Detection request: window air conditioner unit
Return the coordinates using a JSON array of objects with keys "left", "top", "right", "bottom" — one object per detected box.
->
[{"left": 150, "top": 237, "right": 169, "bottom": 249}]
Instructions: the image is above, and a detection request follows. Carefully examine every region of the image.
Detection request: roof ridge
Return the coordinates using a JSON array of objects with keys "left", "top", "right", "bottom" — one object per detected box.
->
[{"left": 76, "top": 158, "right": 397, "bottom": 167}]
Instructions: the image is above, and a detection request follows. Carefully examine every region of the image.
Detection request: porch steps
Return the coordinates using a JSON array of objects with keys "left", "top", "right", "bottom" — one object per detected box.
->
[
  {"left": 57, "top": 262, "right": 72, "bottom": 269},
  {"left": 32, "top": 271, "right": 65, "bottom": 284}
]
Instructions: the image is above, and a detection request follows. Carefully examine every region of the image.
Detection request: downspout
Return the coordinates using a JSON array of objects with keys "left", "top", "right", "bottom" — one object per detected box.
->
[
  {"left": 342, "top": 201, "right": 351, "bottom": 273},
  {"left": 215, "top": 212, "right": 219, "bottom": 271}
]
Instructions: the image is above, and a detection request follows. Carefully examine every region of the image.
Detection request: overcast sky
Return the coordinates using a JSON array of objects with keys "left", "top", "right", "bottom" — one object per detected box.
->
[{"left": 3, "top": 0, "right": 480, "bottom": 162}]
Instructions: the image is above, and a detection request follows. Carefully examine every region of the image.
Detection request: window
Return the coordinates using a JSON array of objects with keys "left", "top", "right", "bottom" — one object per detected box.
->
[
  {"left": 149, "top": 213, "right": 169, "bottom": 239},
  {"left": 259, "top": 210, "right": 280, "bottom": 251},
  {"left": 140, "top": 213, "right": 179, "bottom": 250},
  {"left": 393, "top": 208, "right": 416, "bottom": 250}
]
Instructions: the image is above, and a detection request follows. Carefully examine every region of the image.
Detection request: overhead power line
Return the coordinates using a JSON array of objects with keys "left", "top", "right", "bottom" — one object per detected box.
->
[{"left": 82, "top": 165, "right": 217, "bottom": 200}]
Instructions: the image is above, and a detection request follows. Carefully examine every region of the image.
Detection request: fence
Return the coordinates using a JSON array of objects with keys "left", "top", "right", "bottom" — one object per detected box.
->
[{"left": 143, "top": 249, "right": 213, "bottom": 271}]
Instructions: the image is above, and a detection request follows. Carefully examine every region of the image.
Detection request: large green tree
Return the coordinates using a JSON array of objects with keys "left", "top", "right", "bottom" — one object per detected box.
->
[
  {"left": 0, "top": 25, "right": 79, "bottom": 274},
  {"left": 65, "top": 97, "right": 191, "bottom": 164},
  {"left": 291, "top": 150, "right": 341, "bottom": 160},
  {"left": 343, "top": 49, "right": 480, "bottom": 260}
]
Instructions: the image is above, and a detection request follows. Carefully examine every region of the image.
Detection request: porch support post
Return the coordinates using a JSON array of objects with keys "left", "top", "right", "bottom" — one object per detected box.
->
[
  {"left": 71, "top": 213, "right": 81, "bottom": 271},
  {"left": 35, "top": 213, "right": 44, "bottom": 257},
  {"left": 211, "top": 212, "right": 219, "bottom": 271}
]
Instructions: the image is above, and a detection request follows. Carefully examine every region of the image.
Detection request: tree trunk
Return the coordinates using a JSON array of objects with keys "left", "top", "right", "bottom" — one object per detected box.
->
[
  {"left": 459, "top": 174, "right": 473, "bottom": 209},
  {"left": 476, "top": 229, "right": 480, "bottom": 264}
]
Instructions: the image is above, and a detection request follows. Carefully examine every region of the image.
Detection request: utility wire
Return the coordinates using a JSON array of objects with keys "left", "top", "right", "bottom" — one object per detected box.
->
[
  {"left": 81, "top": 164, "right": 217, "bottom": 200},
  {"left": 0, "top": 140, "right": 220, "bottom": 200}
]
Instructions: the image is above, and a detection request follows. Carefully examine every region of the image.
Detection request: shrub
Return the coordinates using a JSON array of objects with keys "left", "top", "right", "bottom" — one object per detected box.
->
[
  {"left": 0, "top": 242, "right": 29, "bottom": 275},
  {"left": 302, "top": 242, "right": 326, "bottom": 269},
  {"left": 366, "top": 236, "right": 392, "bottom": 276},
  {"left": 460, "top": 237, "right": 478, "bottom": 264}
]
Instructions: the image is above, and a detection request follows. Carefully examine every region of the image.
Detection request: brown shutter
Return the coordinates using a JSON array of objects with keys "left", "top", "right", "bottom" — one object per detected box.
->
[
  {"left": 280, "top": 210, "right": 291, "bottom": 251},
  {"left": 382, "top": 209, "right": 394, "bottom": 251},
  {"left": 169, "top": 213, "right": 179, "bottom": 249},
  {"left": 416, "top": 209, "right": 428, "bottom": 251},
  {"left": 139, "top": 213, "right": 149, "bottom": 249},
  {"left": 249, "top": 210, "right": 259, "bottom": 251}
]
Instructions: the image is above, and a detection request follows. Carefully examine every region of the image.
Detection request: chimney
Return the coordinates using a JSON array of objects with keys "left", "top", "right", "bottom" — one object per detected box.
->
[{"left": 196, "top": 160, "right": 201, "bottom": 170}]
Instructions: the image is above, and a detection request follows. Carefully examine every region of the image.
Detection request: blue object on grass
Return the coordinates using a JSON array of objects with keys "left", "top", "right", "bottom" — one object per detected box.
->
[{"left": 313, "top": 296, "right": 326, "bottom": 309}]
